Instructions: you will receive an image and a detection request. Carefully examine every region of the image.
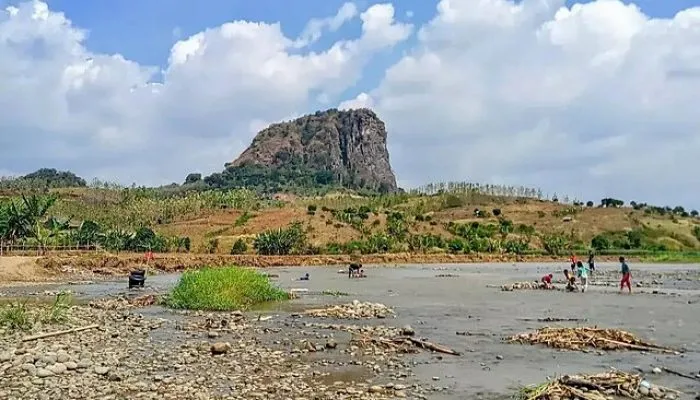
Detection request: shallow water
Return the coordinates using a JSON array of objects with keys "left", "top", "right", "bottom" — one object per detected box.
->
[{"left": 2, "top": 262, "right": 700, "bottom": 398}]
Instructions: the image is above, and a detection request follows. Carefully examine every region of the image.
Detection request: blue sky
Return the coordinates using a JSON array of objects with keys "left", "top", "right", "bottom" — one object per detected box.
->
[
  {"left": 8, "top": 0, "right": 692, "bottom": 98},
  {"left": 3, "top": 0, "right": 700, "bottom": 205},
  {"left": 30, "top": 0, "right": 697, "bottom": 64}
]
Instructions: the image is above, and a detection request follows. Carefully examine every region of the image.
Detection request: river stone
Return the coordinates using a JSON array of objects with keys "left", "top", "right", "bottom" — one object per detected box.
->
[
  {"left": 22, "top": 363, "right": 37, "bottom": 376},
  {"left": 210, "top": 342, "right": 231, "bottom": 355},
  {"left": 36, "top": 368, "right": 54, "bottom": 378},
  {"left": 76, "top": 360, "right": 92, "bottom": 369},
  {"left": 41, "top": 353, "right": 57, "bottom": 365},
  {"left": 368, "top": 386, "right": 383, "bottom": 393},
  {"left": 49, "top": 363, "right": 67, "bottom": 374},
  {"left": 94, "top": 366, "right": 110, "bottom": 375},
  {"left": 64, "top": 361, "right": 78, "bottom": 370},
  {"left": 640, "top": 386, "right": 650, "bottom": 396},
  {"left": 0, "top": 352, "right": 12, "bottom": 362},
  {"left": 56, "top": 352, "right": 70, "bottom": 363},
  {"left": 401, "top": 325, "right": 415, "bottom": 336}
]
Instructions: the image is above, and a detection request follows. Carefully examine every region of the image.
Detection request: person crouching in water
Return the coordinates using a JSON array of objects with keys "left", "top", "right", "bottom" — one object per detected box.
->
[
  {"left": 576, "top": 261, "right": 589, "bottom": 293},
  {"left": 563, "top": 269, "right": 577, "bottom": 292},
  {"left": 540, "top": 273, "right": 553, "bottom": 289},
  {"left": 348, "top": 263, "right": 362, "bottom": 278}
]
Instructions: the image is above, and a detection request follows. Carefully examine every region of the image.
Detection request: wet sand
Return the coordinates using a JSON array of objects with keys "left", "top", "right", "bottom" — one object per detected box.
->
[{"left": 2, "top": 262, "right": 699, "bottom": 399}]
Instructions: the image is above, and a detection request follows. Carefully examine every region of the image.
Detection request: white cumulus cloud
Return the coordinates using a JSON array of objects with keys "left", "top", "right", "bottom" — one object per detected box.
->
[
  {"left": 0, "top": 1, "right": 411, "bottom": 185},
  {"left": 1, "top": 0, "right": 700, "bottom": 207},
  {"left": 344, "top": 0, "right": 700, "bottom": 207}
]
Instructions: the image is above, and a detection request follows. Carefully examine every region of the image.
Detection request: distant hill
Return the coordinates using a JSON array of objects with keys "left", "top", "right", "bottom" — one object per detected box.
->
[
  {"left": 0, "top": 168, "right": 86, "bottom": 189},
  {"left": 204, "top": 108, "right": 398, "bottom": 194}
]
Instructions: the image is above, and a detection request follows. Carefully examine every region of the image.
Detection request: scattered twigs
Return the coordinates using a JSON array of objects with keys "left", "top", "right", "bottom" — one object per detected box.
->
[
  {"left": 507, "top": 327, "right": 677, "bottom": 353},
  {"left": 351, "top": 334, "right": 460, "bottom": 356},
  {"left": 655, "top": 365, "right": 700, "bottom": 382},
  {"left": 518, "top": 317, "right": 587, "bottom": 322},
  {"left": 406, "top": 337, "right": 461, "bottom": 355},
  {"left": 516, "top": 370, "right": 682, "bottom": 400},
  {"left": 21, "top": 324, "right": 100, "bottom": 342},
  {"left": 456, "top": 331, "right": 495, "bottom": 337}
]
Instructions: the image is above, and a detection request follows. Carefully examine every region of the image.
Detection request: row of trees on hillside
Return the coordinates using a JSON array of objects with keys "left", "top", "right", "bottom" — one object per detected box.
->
[{"left": 0, "top": 194, "right": 189, "bottom": 253}]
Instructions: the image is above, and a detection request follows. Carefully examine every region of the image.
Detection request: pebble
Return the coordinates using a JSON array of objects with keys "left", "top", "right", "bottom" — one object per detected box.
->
[
  {"left": 652, "top": 367, "right": 662, "bottom": 374},
  {"left": 368, "top": 385, "right": 383, "bottom": 393},
  {"left": 210, "top": 342, "right": 231, "bottom": 355},
  {"left": 94, "top": 366, "right": 110, "bottom": 375},
  {"left": 35, "top": 368, "right": 54, "bottom": 378},
  {"left": 49, "top": 363, "right": 67, "bottom": 374}
]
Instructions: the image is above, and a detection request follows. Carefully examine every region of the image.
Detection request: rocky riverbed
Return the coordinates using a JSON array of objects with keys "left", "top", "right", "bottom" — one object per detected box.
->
[
  {"left": 0, "top": 299, "right": 444, "bottom": 400},
  {"left": 2, "top": 263, "right": 700, "bottom": 399}
]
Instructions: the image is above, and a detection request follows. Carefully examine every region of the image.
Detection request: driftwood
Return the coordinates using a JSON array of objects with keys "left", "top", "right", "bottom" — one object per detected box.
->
[
  {"left": 22, "top": 324, "right": 100, "bottom": 342},
  {"left": 518, "top": 369, "right": 681, "bottom": 400},
  {"left": 508, "top": 327, "right": 677, "bottom": 353},
  {"left": 560, "top": 376, "right": 606, "bottom": 392},
  {"left": 351, "top": 334, "right": 460, "bottom": 356},
  {"left": 456, "top": 331, "right": 494, "bottom": 337},
  {"left": 407, "top": 337, "right": 461, "bottom": 355},
  {"left": 657, "top": 366, "right": 700, "bottom": 382},
  {"left": 518, "top": 317, "right": 587, "bottom": 322}
]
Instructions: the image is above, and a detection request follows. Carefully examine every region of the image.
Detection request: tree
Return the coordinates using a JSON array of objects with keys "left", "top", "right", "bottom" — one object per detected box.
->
[
  {"left": 591, "top": 234, "right": 610, "bottom": 251},
  {"left": 230, "top": 238, "right": 248, "bottom": 255},
  {"left": 492, "top": 208, "right": 502, "bottom": 217},
  {"left": 691, "top": 210, "right": 698, "bottom": 217},
  {"left": 586, "top": 201, "right": 594, "bottom": 207},
  {"left": 184, "top": 173, "right": 202, "bottom": 184}
]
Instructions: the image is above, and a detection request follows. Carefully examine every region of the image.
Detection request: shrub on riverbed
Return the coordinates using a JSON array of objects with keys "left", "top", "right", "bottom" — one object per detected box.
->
[{"left": 167, "top": 266, "right": 289, "bottom": 311}]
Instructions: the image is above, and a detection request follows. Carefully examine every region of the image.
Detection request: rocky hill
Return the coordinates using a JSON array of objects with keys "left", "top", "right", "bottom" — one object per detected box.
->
[{"left": 218, "top": 108, "right": 398, "bottom": 193}]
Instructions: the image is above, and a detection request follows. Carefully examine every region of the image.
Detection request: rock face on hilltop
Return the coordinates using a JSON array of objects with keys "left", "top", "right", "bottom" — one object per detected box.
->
[{"left": 223, "top": 108, "right": 398, "bottom": 193}]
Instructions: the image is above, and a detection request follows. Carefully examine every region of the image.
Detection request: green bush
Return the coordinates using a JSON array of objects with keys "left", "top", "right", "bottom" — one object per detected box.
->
[
  {"left": 307, "top": 204, "right": 317, "bottom": 212},
  {"left": 591, "top": 234, "right": 611, "bottom": 250},
  {"left": 234, "top": 211, "right": 254, "bottom": 227},
  {"left": 230, "top": 238, "right": 248, "bottom": 255},
  {"left": 253, "top": 222, "right": 308, "bottom": 255},
  {"left": 167, "top": 266, "right": 289, "bottom": 311}
]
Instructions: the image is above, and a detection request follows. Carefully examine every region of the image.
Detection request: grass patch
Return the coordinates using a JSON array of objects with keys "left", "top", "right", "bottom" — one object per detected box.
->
[
  {"left": 0, "top": 292, "right": 72, "bottom": 332},
  {"left": 0, "top": 301, "right": 32, "bottom": 331},
  {"left": 234, "top": 211, "right": 255, "bottom": 227},
  {"left": 166, "top": 266, "right": 289, "bottom": 311},
  {"left": 639, "top": 251, "right": 700, "bottom": 263}
]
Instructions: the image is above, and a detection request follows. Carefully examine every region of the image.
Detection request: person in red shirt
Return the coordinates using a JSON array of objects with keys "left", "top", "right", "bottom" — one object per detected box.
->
[
  {"left": 145, "top": 250, "right": 154, "bottom": 262},
  {"left": 541, "top": 273, "right": 553, "bottom": 289},
  {"left": 569, "top": 254, "right": 577, "bottom": 272}
]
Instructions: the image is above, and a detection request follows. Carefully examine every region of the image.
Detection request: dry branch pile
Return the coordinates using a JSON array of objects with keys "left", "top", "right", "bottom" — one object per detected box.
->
[
  {"left": 501, "top": 281, "right": 554, "bottom": 291},
  {"left": 507, "top": 327, "right": 676, "bottom": 353},
  {"left": 516, "top": 370, "right": 680, "bottom": 400},
  {"left": 350, "top": 334, "right": 460, "bottom": 356},
  {"left": 303, "top": 300, "right": 395, "bottom": 319}
]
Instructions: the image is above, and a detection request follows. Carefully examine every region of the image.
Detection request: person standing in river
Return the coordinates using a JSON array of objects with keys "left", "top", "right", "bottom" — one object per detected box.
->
[
  {"left": 619, "top": 256, "right": 632, "bottom": 293},
  {"left": 576, "top": 261, "right": 589, "bottom": 293},
  {"left": 587, "top": 251, "right": 595, "bottom": 275},
  {"left": 569, "top": 253, "right": 577, "bottom": 272}
]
